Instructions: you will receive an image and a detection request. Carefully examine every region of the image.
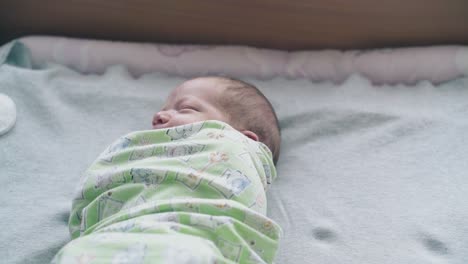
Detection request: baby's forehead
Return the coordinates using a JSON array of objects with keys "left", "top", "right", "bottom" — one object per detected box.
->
[
  {"left": 179, "top": 78, "right": 230, "bottom": 94},
  {"left": 164, "top": 78, "right": 229, "bottom": 104}
]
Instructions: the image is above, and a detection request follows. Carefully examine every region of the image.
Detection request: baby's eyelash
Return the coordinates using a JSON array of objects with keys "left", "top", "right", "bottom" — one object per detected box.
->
[{"left": 180, "top": 105, "right": 198, "bottom": 111}]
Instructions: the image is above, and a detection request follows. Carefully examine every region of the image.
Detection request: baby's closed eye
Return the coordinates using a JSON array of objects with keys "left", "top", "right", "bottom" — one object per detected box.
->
[
  {"left": 179, "top": 104, "right": 200, "bottom": 112},
  {"left": 181, "top": 105, "right": 196, "bottom": 109}
]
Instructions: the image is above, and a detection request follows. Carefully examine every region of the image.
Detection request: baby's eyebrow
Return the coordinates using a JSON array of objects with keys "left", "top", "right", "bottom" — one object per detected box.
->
[
  {"left": 161, "top": 97, "right": 196, "bottom": 111},
  {"left": 175, "top": 97, "right": 193, "bottom": 108}
]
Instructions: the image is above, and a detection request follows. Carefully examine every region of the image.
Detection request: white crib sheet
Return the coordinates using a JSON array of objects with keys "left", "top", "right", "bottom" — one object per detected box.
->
[{"left": 1, "top": 38, "right": 468, "bottom": 264}]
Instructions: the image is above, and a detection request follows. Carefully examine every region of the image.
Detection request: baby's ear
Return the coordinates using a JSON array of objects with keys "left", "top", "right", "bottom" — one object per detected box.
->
[{"left": 241, "top": 130, "right": 259, "bottom": 141}]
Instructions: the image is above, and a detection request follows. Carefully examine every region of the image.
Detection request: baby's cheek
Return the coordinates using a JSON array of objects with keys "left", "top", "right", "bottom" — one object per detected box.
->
[{"left": 174, "top": 114, "right": 203, "bottom": 126}]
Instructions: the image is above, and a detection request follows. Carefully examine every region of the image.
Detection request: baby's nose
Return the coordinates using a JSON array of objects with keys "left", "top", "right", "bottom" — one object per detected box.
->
[{"left": 152, "top": 112, "right": 170, "bottom": 128}]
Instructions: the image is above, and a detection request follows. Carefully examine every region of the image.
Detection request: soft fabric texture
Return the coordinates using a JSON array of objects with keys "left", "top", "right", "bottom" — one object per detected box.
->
[
  {"left": 0, "top": 93, "right": 16, "bottom": 136},
  {"left": 1, "top": 40, "right": 468, "bottom": 264},
  {"left": 53, "top": 120, "right": 280, "bottom": 263},
  {"left": 20, "top": 36, "right": 468, "bottom": 85}
]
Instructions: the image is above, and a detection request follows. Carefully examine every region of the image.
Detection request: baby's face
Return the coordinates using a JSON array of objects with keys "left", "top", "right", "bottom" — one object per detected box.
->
[{"left": 152, "top": 78, "right": 230, "bottom": 129}]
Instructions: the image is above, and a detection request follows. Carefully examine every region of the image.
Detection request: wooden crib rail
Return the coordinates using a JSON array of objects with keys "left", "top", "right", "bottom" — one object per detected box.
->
[{"left": 1, "top": 0, "right": 468, "bottom": 50}]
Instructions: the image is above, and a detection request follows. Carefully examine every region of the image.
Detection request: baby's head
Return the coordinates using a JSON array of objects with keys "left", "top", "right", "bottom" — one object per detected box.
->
[{"left": 153, "top": 76, "right": 281, "bottom": 164}]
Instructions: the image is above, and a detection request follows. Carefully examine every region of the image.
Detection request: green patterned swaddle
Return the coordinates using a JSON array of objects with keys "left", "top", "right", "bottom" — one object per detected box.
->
[{"left": 52, "top": 120, "right": 282, "bottom": 264}]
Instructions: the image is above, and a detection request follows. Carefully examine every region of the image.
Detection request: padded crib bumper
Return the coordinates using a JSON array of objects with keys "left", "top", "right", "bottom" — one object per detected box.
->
[{"left": 19, "top": 36, "right": 468, "bottom": 85}]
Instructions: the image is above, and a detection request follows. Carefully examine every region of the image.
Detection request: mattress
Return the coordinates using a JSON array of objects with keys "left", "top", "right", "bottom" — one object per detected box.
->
[{"left": 1, "top": 37, "right": 468, "bottom": 264}]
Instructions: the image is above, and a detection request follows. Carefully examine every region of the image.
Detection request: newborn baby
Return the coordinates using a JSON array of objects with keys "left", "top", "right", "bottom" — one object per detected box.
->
[{"left": 52, "top": 76, "right": 282, "bottom": 264}]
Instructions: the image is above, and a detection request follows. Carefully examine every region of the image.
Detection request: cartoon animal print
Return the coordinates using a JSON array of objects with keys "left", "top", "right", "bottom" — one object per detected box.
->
[
  {"left": 213, "top": 201, "right": 232, "bottom": 211},
  {"left": 128, "top": 147, "right": 155, "bottom": 161},
  {"left": 175, "top": 168, "right": 203, "bottom": 190},
  {"left": 207, "top": 131, "right": 225, "bottom": 140},
  {"left": 229, "top": 173, "right": 251, "bottom": 195},
  {"left": 166, "top": 122, "right": 204, "bottom": 140},
  {"left": 243, "top": 214, "right": 278, "bottom": 239},
  {"left": 111, "top": 243, "right": 147, "bottom": 264},
  {"left": 200, "top": 151, "right": 229, "bottom": 175},
  {"left": 100, "top": 137, "right": 132, "bottom": 162},
  {"left": 209, "top": 169, "right": 251, "bottom": 198},
  {"left": 169, "top": 198, "right": 201, "bottom": 212},
  {"left": 130, "top": 168, "right": 167, "bottom": 186},
  {"left": 164, "top": 143, "right": 205, "bottom": 161},
  {"left": 94, "top": 167, "right": 126, "bottom": 190},
  {"left": 208, "top": 152, "right": 229, "bottom": 163},
  {"left": 176, "top": 151, "right": 229, "bottom": 190},
  {"left": 110, "top": 136, "right": 132, "bottom": 151}
]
